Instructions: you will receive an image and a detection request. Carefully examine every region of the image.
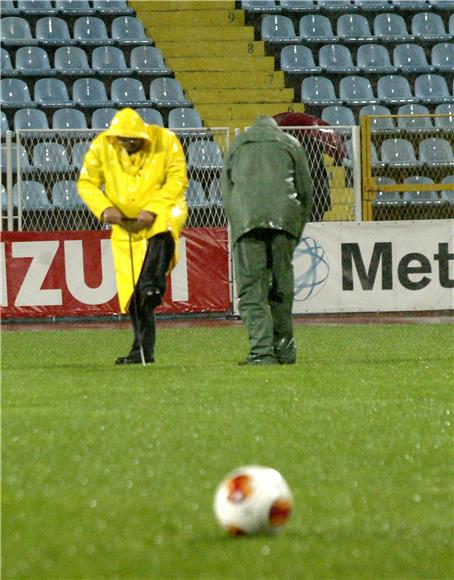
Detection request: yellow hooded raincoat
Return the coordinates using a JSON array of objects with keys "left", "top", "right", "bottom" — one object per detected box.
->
[{"left": 78, "top": 108, "right": 188, "bottom": 313}]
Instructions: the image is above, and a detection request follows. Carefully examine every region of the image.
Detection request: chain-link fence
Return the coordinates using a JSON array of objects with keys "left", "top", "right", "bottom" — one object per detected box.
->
[
  {"left": 1, "top": 127, "right": 230, "bottom": 232},
  {"left": 361, "top": 114, "right": 454, "bottom": 221}
]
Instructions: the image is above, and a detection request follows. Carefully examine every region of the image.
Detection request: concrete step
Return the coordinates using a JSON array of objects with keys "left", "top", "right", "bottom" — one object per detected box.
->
[
  {"left": 150, "top": 26, "right": 254, "bottom": 42},
  {"left": 186, "top": 88, "right": 295, "bottom": 103},
  {"left": 130, "top": 0, "right": 235, "bottom": 10},
  {"left": 166, "top": 56, "right": 275, "bottom": 72},
  {"left": 140, "top": 9, "right": 244, "bottom": 27},
  {"left": 157, "top": 40, "right": 265, "bottom": 58},
  {"left": 197, "top": 103, "right": 306, "bottom": 120},
  {"left": 176, "top": 71, "right": 286, "bottom": 89}
]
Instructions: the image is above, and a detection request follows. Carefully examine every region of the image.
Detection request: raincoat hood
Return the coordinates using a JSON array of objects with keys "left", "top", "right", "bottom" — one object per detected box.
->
[{"left": 103, "top": 108, "right": 151, "bottom": 142}]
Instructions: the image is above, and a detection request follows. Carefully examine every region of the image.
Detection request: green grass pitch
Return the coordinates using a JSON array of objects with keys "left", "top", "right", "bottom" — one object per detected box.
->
[{"left": 2, "top": 321, "right": 453, "bottom": 579}]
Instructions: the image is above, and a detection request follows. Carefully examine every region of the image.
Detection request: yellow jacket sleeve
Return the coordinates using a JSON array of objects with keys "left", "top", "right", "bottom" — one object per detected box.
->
[{"left": 77, "top": 137, "right": 113, "bottom": 221}]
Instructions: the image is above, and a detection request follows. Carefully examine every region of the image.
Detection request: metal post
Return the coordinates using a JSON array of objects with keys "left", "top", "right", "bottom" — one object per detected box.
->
[
  {"left": 351, "top": 125, "right": 362, "bottom": 222},
  {"left": 5, "top": 131, "right": 14, "bottom": 232}
]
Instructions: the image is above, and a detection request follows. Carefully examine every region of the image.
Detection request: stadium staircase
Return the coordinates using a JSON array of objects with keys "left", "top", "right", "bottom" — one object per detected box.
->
[{"left": 129, "top": 0, "right": 305, "bottom": 131}]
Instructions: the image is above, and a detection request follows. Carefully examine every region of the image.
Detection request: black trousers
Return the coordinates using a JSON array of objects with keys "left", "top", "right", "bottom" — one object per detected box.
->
[{"left": 128, "top": 232, "right": 174, "bottom": 360}]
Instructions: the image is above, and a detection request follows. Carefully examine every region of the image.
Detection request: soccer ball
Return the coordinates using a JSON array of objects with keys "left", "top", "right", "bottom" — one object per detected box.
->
[{"left": 213, "top": 465, "right": 293, "bottom": 536}]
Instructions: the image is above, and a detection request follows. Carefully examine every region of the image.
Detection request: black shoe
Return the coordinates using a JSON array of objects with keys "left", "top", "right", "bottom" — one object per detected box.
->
[
  {"left": 115, "top": 355, "right": 154, "bottom": 365},
  {"left": 238, "top": 355, "right": 278, "bottom": 366},
  {"left": 141, "top": 287, "right": 162, "bottom": 311}
]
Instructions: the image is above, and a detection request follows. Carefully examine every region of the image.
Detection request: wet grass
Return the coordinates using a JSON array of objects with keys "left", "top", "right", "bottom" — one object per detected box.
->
[{"left": 2, "top": 322, "right": 453, "bottom": 579}]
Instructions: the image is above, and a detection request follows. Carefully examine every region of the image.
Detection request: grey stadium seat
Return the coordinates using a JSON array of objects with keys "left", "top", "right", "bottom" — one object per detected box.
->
[
  {"left": 318, "top": 0, "right": 358, "bottom": 11},
  {"left": 411, "top": 12, "right": 450, "bottom": 41},
  {"left": 300, "top": 76, "right": 339, "bottom": 106},
  {"left": 72, "top": 77, "right": 110, "bottom": 108},
  {"left": 353, "top": 0, "right": 391, "bottom": 9},
  {"left": 380, "top": 138, "right": 422, "bottom": 167},
  {"left": 393, "top": 43, "right": 435, "bottom": 74},
  {"left": 279, "top": 0, "right": 319, "bottom": 12},
  {"left": 441, "top": 175, "right": 454, "bottom": 204},
  {"left": 92, "top": 45, "right": 131, "bottom": 76},
  {"left": 321, "top": 105, "right": 355, "bottom": 127},
  {"left": 130, "top": 46, "right": 172, "bottom": 76},
  {"left": 319, "top": 44, "right": 358, "bottom": 73},
  {"left": 414, "top": 74, "right": 452, "bottom": 104},
  {"left": 373, "top": 13, "right": 413, "bottom": 43},
  {"left": 339, "top": 75, "right": 379, "bottom": 105},
  {"left": 434, "top": 103, "right": 454, "bottom": 131},
  {"left": 72, "top": 141, "right": 91, "bottom": 170},
  {"left": 377, "top": 75, "right": 417, "bottom": 104},
  {"left": 1, "top": 111, "right": 9, "bottom": 135},
  {"left": 111, "top": 16, "right": 153, "bottom": 45},
  {"left": 403, "top": 176, "right": 441, "bottom": 206},
  {"left": 13, "top": 181, "right": 51, "bottom": 209},
  {"left": 18, "top": 0, "right": 57, "bottom": 14},
  {"left": 187, "top": 141, "right": 223, "bottom": 171},
  {"left": 54, "top": 46, "right": 94, "bottom": 76},
  {"left": 135, "top": 108, "right": 164, "bottom": 127},
  {"left": 419, "top": 138, "right": 454, "bottom": 166},
  {"left": 280, "top": 45, "right": 321, "bottom": 74},
  {"left": 1, "top": 48, "right": 17, "bottom": 76},
  {"left": 91, "top": 107, "right": 117, "bottom": 129},
  {"left": 111, "top": 78, "right": 150, "bottom": 107},
  {"left": 15, "top": 46, "right": 55, "bottom": 77},
  {"left": 52, "top": 108, "right": 88, "bottom": 129},
  {"left": 74, "top": 16, "right": 114, "bottom": 46},
  {"left": 149, "top": 78, "right": 191, "bottom": 108},
  {"left": 34, "top": 78, "right": 74, "bottom": 108},
  {"left": 1, "top": 144, "right": 31, "bottom": 172},
  {"left": 93, "top": 0, "right": 134, "bottom": 15},
  {"left": 261, "top": 15, "right": 300, "bottom": 43},
  {"left": 168, "top": 108, "right": 204, "bottom": 131},
  {"left": 14, "top": 108, "right": 49, "bottom": 131},
  {"left": 299, "top": 14, "right": 337, "bottom": 43},
  {"left": 185, "top": 180, "right": 208, "bottom": 208},
  {"left": 35, "top": 16, "right": 76, "bottom": 46},
  {"left": 52, "top": 180, "right": 84, "bottom": 208},
  {"left": 241, "top": 1, "right": 281, "bottom": 13},
  {"left": 359, "top": 104, "right": 395, "bottom": 132},
  {"left": 397, "top": 104, "right": 433, "bottom": 132},
  {"left": 55, "top": 0, "right": 95, "bottom": 15},
  {"left": 0, "top": 16, "right": 37, "bottom": 46},
  {"left": 431, "top": 43, "right": 454, "bottom": 72},
  {"left": 0, "top": 78, "right": 36, "bottom": 109},
  {"left": 32, "top": 142, "right": 71, "bottom": 172},
  {"left": 1, "top": 0, "right": 21, "bottom": 16},
  {"left": 357, "top": 44, "right": 396, "bottom": 74},
  {"left": 391, "top": 0, "right": 431, "bottom": 10},
  {"left": 336, "top": 14, "right": 374, "bottom": 43}
]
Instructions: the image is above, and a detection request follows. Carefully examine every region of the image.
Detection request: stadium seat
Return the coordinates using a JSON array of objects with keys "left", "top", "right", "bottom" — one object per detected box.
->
[
  {"left": 261, "top": 15, "right": 300, "bottom": 43},
  {"left": 0, "top": 16, "right": 37, "bottom": 46},
  {"left": 91, "top": 107, "right": 117, "bottom": 129},
  {"left": 299, "top": 14, "right": 338, "bottom": 43},
  {"left": 93, "top": 0, "right": 134, "bottom": 15},
  {"left": 52, "top": 108, "right": 88, "bottom": 129},
  {"left": 381, "top": 138, "right": 422, "bottom": 167},
  {"left": 391, "top": 0, "right": 430, "bottom": 10},
  {"left": 339, "top": 75, "right": 379, "bottom": 105},
  {"left": 208, "top": 179, "right": 223, "bottom": 205},
  {"left": 130, "top": 46, "right": 172, "bottom": 76},
  {"left": 32, "top": 142, "right": 71, "bottom": 172},
  {"left": 450, "top": 13, "right": 454, "bottom": 34},
  {"left": 17, "top": 0, "right": 57, "bottom": 15},
  {"left": 241, "top": 0, "right": 281, "bottom": 13},
  {"left": 13, "top": 181, "right": 51, "bottom": 209},
  {"left": 1, "top": 48, "right": 17, "bottom": 76},
  {"left": 403, "top": 177, "right": 441, "bottom": 206},
  {"left": 74, "top": 16, "right": 114, "bottom": 46},
  {"left": 54, "top": 46, "right": 94, "bottom": 76},
  {"left": 344, "top": 138, "right": 382, "bottom": 168},
  {"left": 36, "top": 16, "right": 76, "bottom": 47},
  {"left": 1, "top": 0, "right": 21, "bottom": 16},
  {"left": 419, "top": 138, "right": 454, "bottom": 166},
  {"left": 135, "top": 108, "right": 164, "bottom": 127},
  {"left": 300, "top": 76, "right": 339, "bottom": 105},
  {"left": 1, "top": 144, "right": 31, "bottom": 172},
  {"left": 321, "top": 105, "right": 355, "bottom": 127},
  {"left": 15, "top": 46, "right": 55, "bottom": 77},
  {"left": 393, "top": 43, "right": 435, "bottom": 74},
  {"left": 359, "top": 104, "right": 395, "bottom": 132},
  {"left": 319, "top": 0, "right": 357, "bottom": 11},
  {"left": 52, "top": 180, "right": 84, "bottom": 208},
  {"left": 1, "top": 111, "right": 9, "bottom": 136},
  {"left": 319, "top": 44, "right": 358, "bottom": 73},
  {"left": 431, "top": 43, "right": 454, "bottom": 72},
  {"left": 111, "top": 16, "right": 153, "bottom": 45},
  {"left": 187, "top": 141, "right": 223, "bottom": 170},
  {"left": 279, "top": 0, "right": 318, "bottom": 12},
  {"left": 149, "top": 78, "right": 191, "bottom": 108},
  {"left": 111, "top": 78, "right": 150, "bottom": 107},
  {"left": 357, "top": 44, "right": 397, "bottom": 74},
  {"left": 414, "top": 73, "right": 452, "bottom": 104},
  {"left": 92, "top": 45, "right": 131, "bottom": 76},
  {"left": 429, "top": 0, "right": 454, "bottom": 10},
  {"left": 168, "top": 108, "right": 204, "bottom": 132},
  {"left": 55, "top": 0, "right": 95, "bottom": 15},
  {"left": 434, "top": 103, "right": 454, "bottom": 131},
  {"left": 336, "top": 14, "right": 374, "bottom": 43},
  {"left": 71, "top": 141, "right": 91, "bottom": 170},
  {"left": 1, "top": 184, "right": 10, "bottom": 210},
  {"left": 185, "top": 179, "right": 208, "bottom": 207},
  {"left": 372, "top": 177, "right": 402, "bottom": 209},
  {"left": 0, "top": 78, "right": 36, "bottom": 109},
  {"left": 72, "top": 77, "right": 110, "bottom": 108},
  {"left": 280, "top": 44, "right": 321, "bottom": 74},
  {"left": 397, "top": 103, "right": 433, "bottom": 132},
  {"left": 34, "top": 78, "right": 74, "bottom": 108},
  {"left": 14, "top": 108, "right": 49, "bottom": 131},
  {"left": 441, "top": 175, "right": 454, "bottom": 204},
  {"left": 377, "top": 75, "right": 417, "bottom": 104},
  {"left": 411, "top": 12, "right": 450, "bottom": 41},
  {"left": 353, "top": 0, "right": 392, "bottom": 9},
  {"left": 373, "top": 13, "right": 413, "bottom": 42}
]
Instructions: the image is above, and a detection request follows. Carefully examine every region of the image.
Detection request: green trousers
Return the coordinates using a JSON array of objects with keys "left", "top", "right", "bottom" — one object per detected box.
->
[{"left": 234, "top": 228, "right": 298, "bottom": 363}]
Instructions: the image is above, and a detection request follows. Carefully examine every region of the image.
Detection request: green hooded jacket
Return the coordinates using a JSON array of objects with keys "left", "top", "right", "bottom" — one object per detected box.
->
[{"left": 221, "top": 116, "right": 313, "bottom": 246}]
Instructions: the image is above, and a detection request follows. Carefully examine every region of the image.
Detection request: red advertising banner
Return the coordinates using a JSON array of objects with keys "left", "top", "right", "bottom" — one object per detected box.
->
[{"left": 0, "top": 228, "right": 231, "bottom": 319}]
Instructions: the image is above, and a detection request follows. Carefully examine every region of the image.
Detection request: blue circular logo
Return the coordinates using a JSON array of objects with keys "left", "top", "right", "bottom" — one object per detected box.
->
[{"left": 293, "top": 235, "right": 329, "bottom": 302}]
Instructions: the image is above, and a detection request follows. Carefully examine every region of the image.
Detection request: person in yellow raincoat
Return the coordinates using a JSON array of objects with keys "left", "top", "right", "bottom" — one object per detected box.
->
[{"left": 78, "top": 108, "right": 188, "bottom": 365}]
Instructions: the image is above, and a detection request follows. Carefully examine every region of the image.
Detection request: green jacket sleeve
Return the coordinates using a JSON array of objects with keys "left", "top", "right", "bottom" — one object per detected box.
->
[{"left": 294, "top": 145, "right": 314, "bottom": 224}]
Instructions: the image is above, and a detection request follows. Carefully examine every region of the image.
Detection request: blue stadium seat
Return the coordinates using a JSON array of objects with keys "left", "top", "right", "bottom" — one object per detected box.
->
[
  {"left": 72, "top": 77, "right": 110, "bottom": 108},
  {"left": 135, "top": 108, "right": 165, "bottom": 127},
  {"left": 32, "top": 142, "right": 71, "bottom": 172},
  {"left": 130, "top": 46, "right": 172, "bottom": 76},
  {"left": 419, "top": 138, "right": 454, "bottom": 166},
  {"left": 149, "top": 78, "right": 191, "bottom": 108},
  {"left": 0, "top": 16, "right": 37, "bottom": 46},
  {"left": 300, "top": 76, "right": 339, "bottom": 105},
  {"left": 434, "top": 103, "right": 454, "bottom": 131},
  {"left": 360, "top": 104, "right": 395, "bottom": 132},
  {"left": 92, "top": 45, "right": 132, "bottom": 76},
  {"left": 1, "top": 144, "right": 31, "bottom": 173},
  {"left": 36, "top": 16, "right": 76, "bottom": 47},
  {"left": 299, "top": 14, "right": 338, "bottom": 43},
  {"left": 187, "top": 141, "right": 223, "bottom": 170},
  {"left": 319, "top": 44, "right": 358, "bottom": 73},
  {"left": 373, "top": 13, "right": 413, "bottom": 42},
  {"left": 71, "top": 141, "right": 91, "bottom": 170},
  {"left": 280, "top": 44, "right": 321, "bottom": 74},
  {"left": 393, "top": 43, "right": 435, "bottom": 74},
  {"left": 344, "top": 138, "right": 382, "bottom": 168},
  {"left": 91, "top": 107, "right": 117, "bottom": 129},
  {"left": 411, "top": 11, "right": 451, "bottom": 41},
  {"left": 381, "top": 138, "right": 422, "bottom": 167},
  {"left": 339, "top": 75, "right": 380, "bottom": 105},
  {"left": 111, "top": 78, "right": 150, "bottom": 107},
  {"left": 17, "top": 0, "right": 57, "bottom": 15},
  {"left": 185, "top": 179, "right": 208, "bottom": 208},
  {"left": 241, "top": 0, "right": 281, "bottom": 12},
  {"left": 0, "top": 78, "right": 36, "bottom": 108},
  {"left": 261, "top": 15, "right": 300, "bottom": 43},
  {"left": 403, "top": 177, "right": 441, "bottom": 206},
  {"left": 0, "top": 48, "right": 17, "bottom": 76},
  {"left": 52, "top": 180, "right": 84, "bottom": 208},
  {"left": 111, "top": 16, "right": 153, "bottom": 45},
  {"left": 54, "top": 46, "right": 94, "bottom": 76},
  {"left": 377, "top": 75, "right": 417, "bottom": 104},
  {"left": 372, "top": 178, "right": 403, "bottom": 209},
  {"left": 52, "top": 108, "right": 88, "bottom": 129},
  {"left": 93, "top": 0, "right": 134, "bottom": 15},
  {"left": 431, "top": 43, "right": 454, "bottom": 72},
  {"left": 279, "top": 0, "right": 318, "bottom": 12},
  {"left": 14, "top": 108, "right": 49, "bottom": 131},
  {"left": 34, "top": 78, "right": 74, "bottom": 108},
  {"left": 74, "top": 16, "right": 114, "bottom": 46},
  {"left": 13, "top": 181, "right": 51, "bottom": 209},
  {"left": 414, "top": 73, "right": 452, "bottom": 104},
  {"left": 15, "top": 46, "right": 55, "bottom": 77},
  {"left": 321, "top": 105, "right": 355, "bottom": 127},
  {"left": 336, "top": 14, "right": 375, "bottom": 43},
  {"left": 357, "top": 44, "right": 396, "bottom": 73},
  {"left": 168, "top": 107, "right": 203, "bottom": 129},
  {"left": 397, "top": 103, "right": 433, "bottom": 132},
  {"left": 55, "top": 0, "right": 95, "bottom": 15}
]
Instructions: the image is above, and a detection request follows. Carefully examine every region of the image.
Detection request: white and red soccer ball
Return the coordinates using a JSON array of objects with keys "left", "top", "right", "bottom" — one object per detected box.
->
[{"left": 213, "top": 465, "right": 293, "bottom": 536}]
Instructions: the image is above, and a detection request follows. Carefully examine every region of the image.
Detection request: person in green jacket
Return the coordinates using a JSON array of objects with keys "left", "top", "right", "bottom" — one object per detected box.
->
[{"left": 221, "top": 116, "right": 313, "bottom": 365}]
